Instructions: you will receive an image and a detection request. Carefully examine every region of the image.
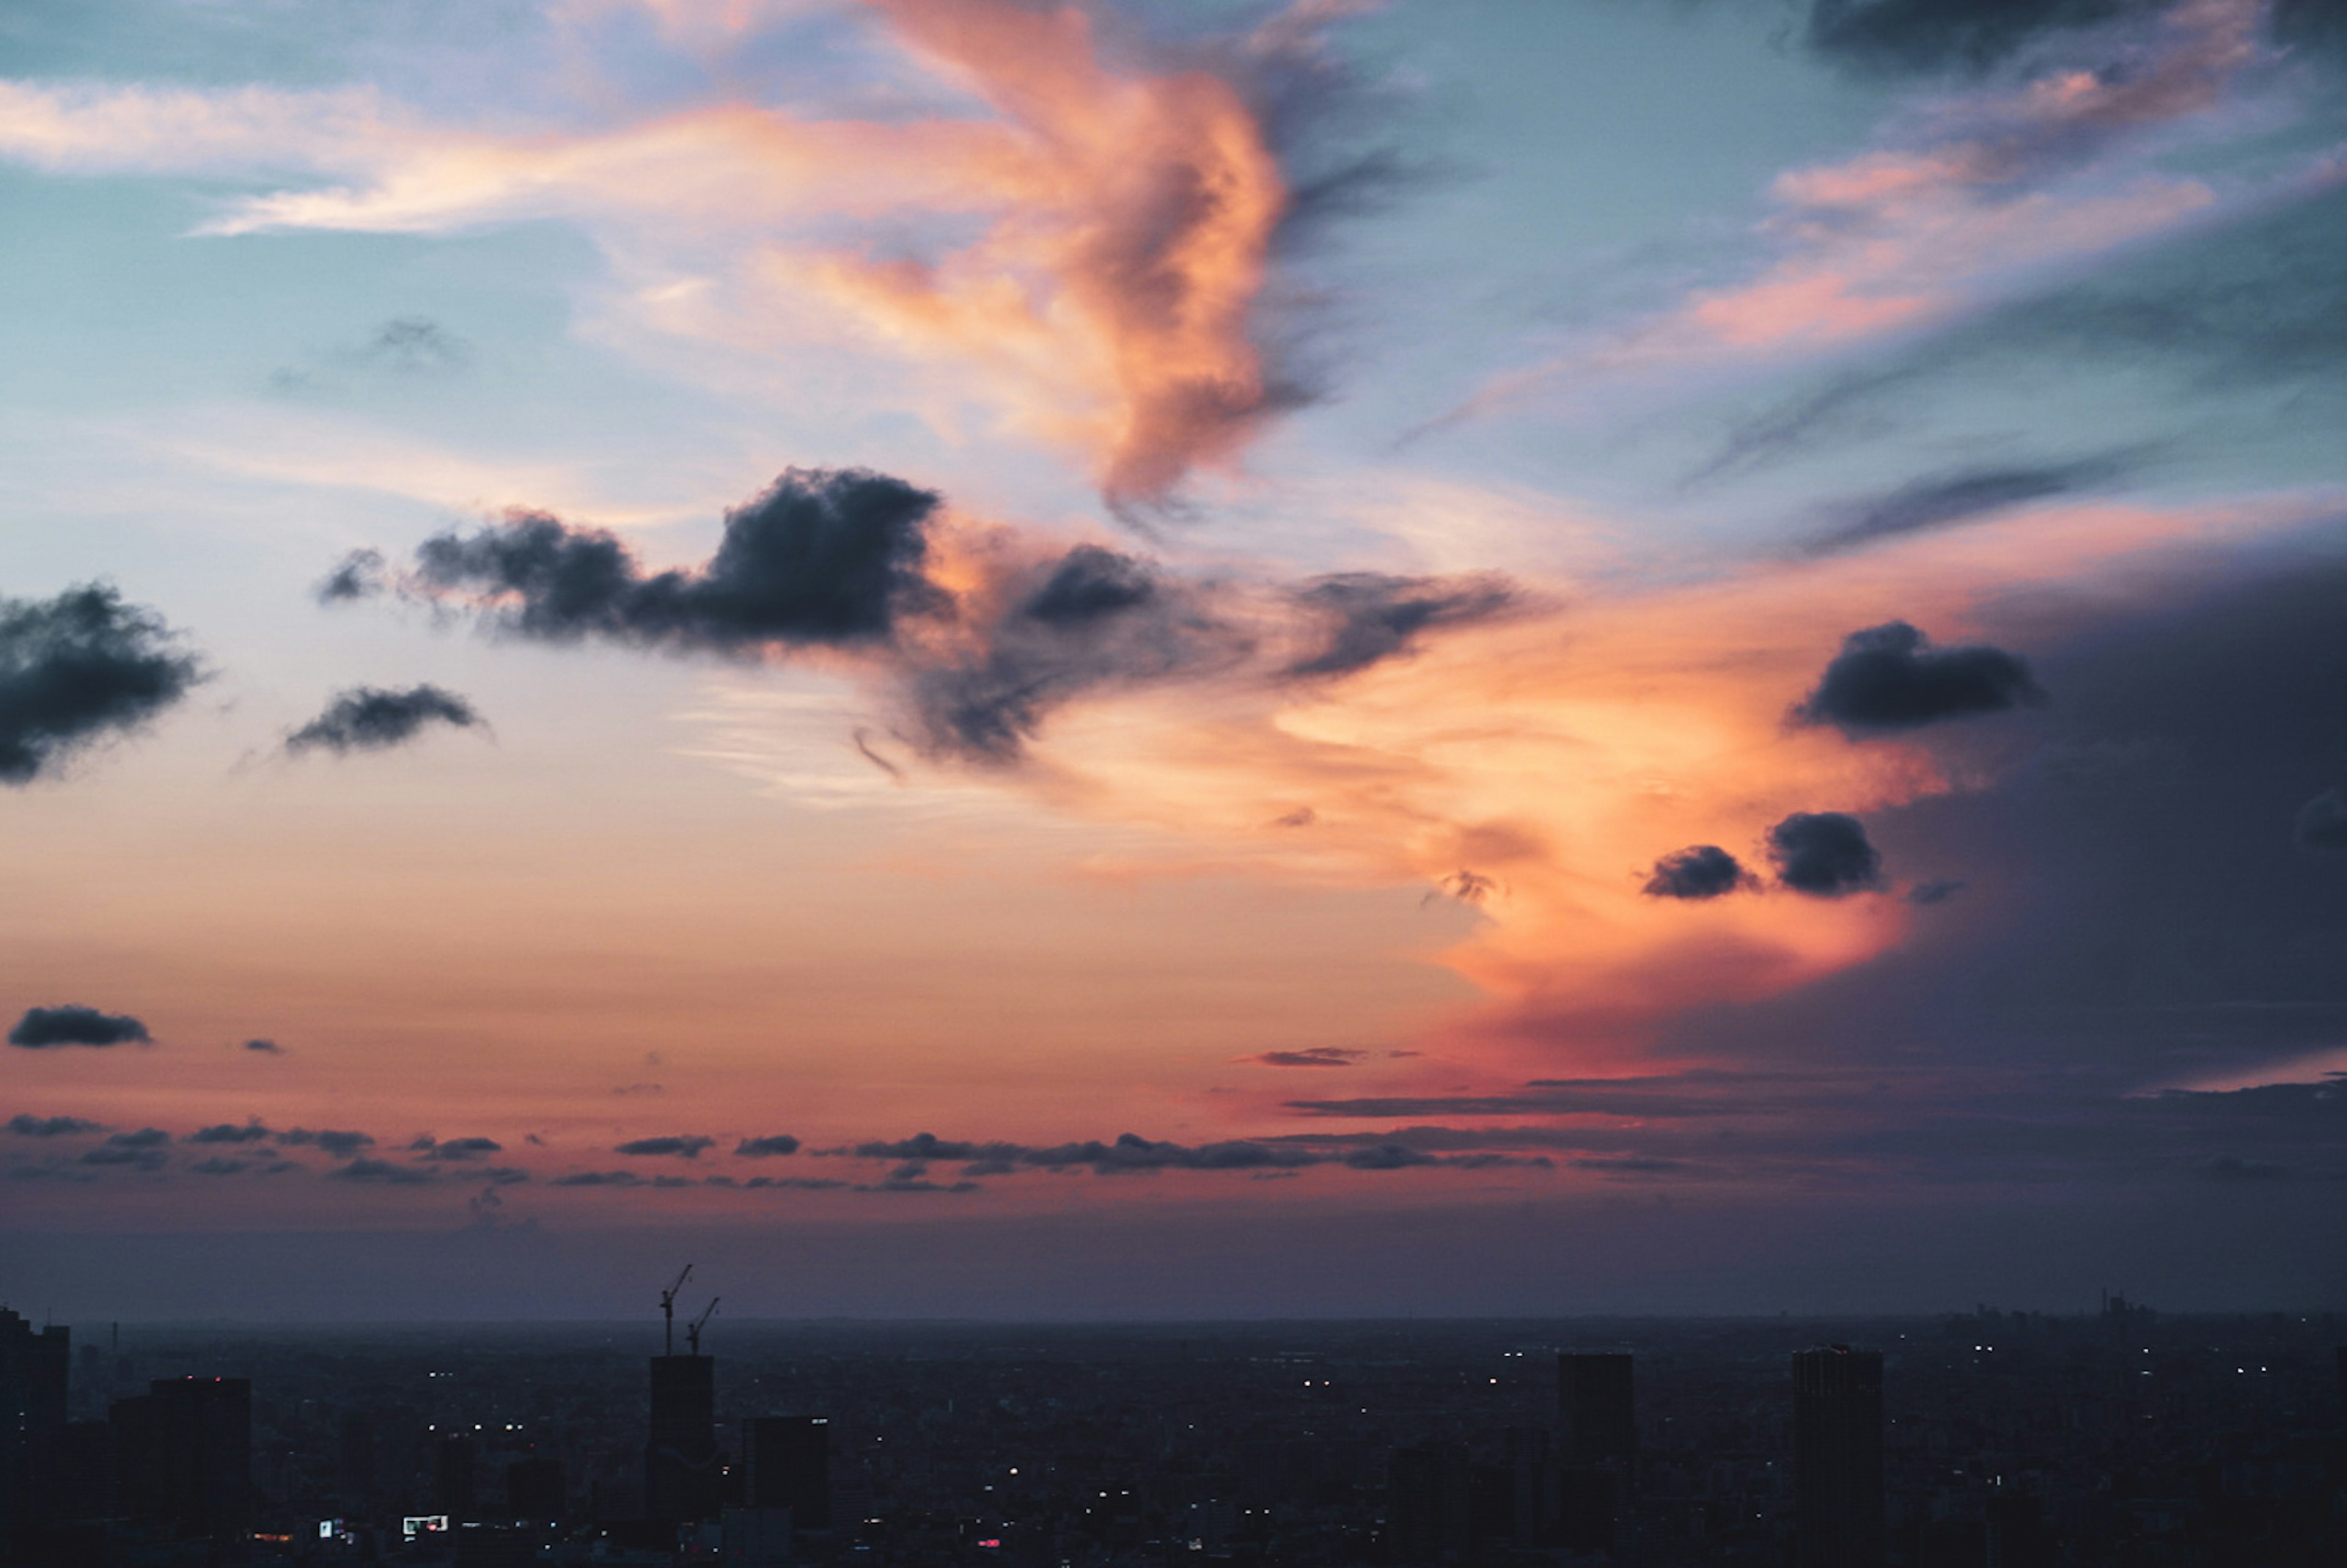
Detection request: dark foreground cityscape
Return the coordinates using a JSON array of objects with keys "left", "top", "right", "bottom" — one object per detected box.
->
[{"left": 4, "top": 1290, "right": 2344, "bottom": 1568}]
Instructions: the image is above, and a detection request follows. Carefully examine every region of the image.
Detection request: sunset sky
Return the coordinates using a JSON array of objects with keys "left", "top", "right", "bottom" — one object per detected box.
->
[{"left": 4, "top": 0, "right": 2345, "bottom": 1319}]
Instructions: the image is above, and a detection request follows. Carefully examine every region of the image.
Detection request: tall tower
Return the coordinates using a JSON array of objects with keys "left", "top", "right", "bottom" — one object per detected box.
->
[
  {"left": 745, "top": 1415, "right": 831, "bottom": 1528},
  {"left": 1793, "top": 1346, "right": 1884, "bottom": 1568},
  {"left": 647, "top": 1354, "right": 721, "bottom": 1525},
  {"left": 0, "top": 1308, "right": 70, "bottom": 1563}
]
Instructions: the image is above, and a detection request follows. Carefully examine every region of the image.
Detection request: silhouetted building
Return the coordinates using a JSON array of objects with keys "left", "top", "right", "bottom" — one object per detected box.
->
[
  {"left": 0, "top": 1308, "right": 69, "bottom": 1565},
  {"left": 507, "top": 1455, "right": 565, "bottom": 1523},
  {"left": 647, "top": 1354, "right": 722, "bottom": 1525},
  {"left": 436, "top": 1434, "right": 479, "bottom": 1519},
  {"left": 745, "top": 1415, "right": 829, "bottom": 1528},
  {"left": 1983, "top": 1492, "right": 2049, "bottom": 1568},
  {"left": 1557, "top": 1352, "right": 1634, "bottom": 1553},
  {"left": 1793, "top": 1346, "right": 1883, "bottom": 1568},
  {"left": 112, "top": 1377, "right": 252, "bottom": 1561},
  {"left": 1387, "top": 1442, "right": 1470, "bottom": 1564}
]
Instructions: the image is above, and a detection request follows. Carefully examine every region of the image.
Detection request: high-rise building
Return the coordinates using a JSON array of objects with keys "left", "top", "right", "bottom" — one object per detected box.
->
[
  {"left": 1793, "top": 1346, "right": 1884, "bottom": 1568},
  {"left": 1557, "top": 1353, "right": 1636, "bottom": 1467},
  {"left": 744, "top": 1415, "right": 830, "bottom": 1529},
  {"left": 111, "top": 1377, "right": 252, "bottom": 1560},
  {"left": 646, "top": 1354, "right": 722, "bottom": 1525},
  {"left": 0, "top": 1308, "right": 70, "bottom": 1564}
]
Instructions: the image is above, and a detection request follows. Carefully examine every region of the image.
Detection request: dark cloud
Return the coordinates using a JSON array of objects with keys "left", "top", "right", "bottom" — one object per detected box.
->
[
  {"left": 1802, "top": 456, "right": 2142, "bottom": 555},
  {"left": 8, "top": 1004, "right": 151, "bottom": 1049},
  {"left": 1020, "top": 545, "right": 1159, "bottom": 626},
  {"left": 403, "top": 467, "right": 945, "bottom": 652},
  {"left": 357, "top": 317, "right": 471, "bottom": 375},
  {"left": 734, "top": 1135, "right": 801, "bottom": 1157},
  {"left": 1906, "top": 877, "right": 1967, "bottom": 906},
  {"left": 615, "top": 1135, "right": 715, "bottom": 1159},
  {"left": 840, "top": 1129, "right": 1549, "bottom": 1178},
  {"left": 285, "top": 684, "right": 483, "bottom": 755},
  {"left": 1287, "top": 573, "right": 1514, "bottom": 678},
  {"left": 417, "top": 1136, "right": 503, "bottom": 1162},
  {"left": 188, "top": 1121, "right": 271, "bottom": 1145},
  {"left": 276, "top": 1127, "right": 374, "bottom": 1158},
  {"left": 81, "top": 1129, "right": 170, "bottom": 1171},
  {"left": 1642, "top": 844, "right": 1752, "bottom": 901},
  {"left": 549, "top": 1170, "right": 642, "bottom": 1187},
  {"left": 0, "top": 583, "right": 202, "bottom": 784},
  {"left": 2294, "top": 787, "right": 2347, "bottom": 852},
  {"left": 900, "top": 543, "right": 1243, "bottom": 763},
  {"left": 1768, "top": 811, "right": 1887, "bottom": 896},
  {"left": 315, "top": 549, "right": 385, "bottom": 604},
  {"left": 1251, "top": 1047, "right": 1362, "bottom": 1068},
  {"left": 1794, "top": 621, "right": 2046, "bottom": 735},
  {"left": 332, "top": 1157, "right": 436, "bottom": 1184},
  {"left": 7, "top": 1115, "right": 103, "bottom": 1137},
  {"left": 243, "top": 1038, "right": 286, "bottom": 1055}
]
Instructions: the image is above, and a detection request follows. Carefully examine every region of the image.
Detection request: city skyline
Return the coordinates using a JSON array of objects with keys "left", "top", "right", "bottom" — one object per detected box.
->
[{"left": 4, "top": 0, "right": 2346, "bottom": 1319}]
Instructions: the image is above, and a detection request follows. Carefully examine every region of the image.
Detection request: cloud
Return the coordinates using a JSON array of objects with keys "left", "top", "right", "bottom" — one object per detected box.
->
[
  {"left": 243, "top": 1037, "right": 286, "bottom": 1055},
  {"left": 353, "top": 317, "right": 470, "bottom": 375},
  {"left": 1793, "top": 621, "right": 2046, "bottom": 734},
  {"left": 0, "top": 583, "right": 202, "bottom": 784},
  {"left": 284, "top": 684, "right": 485, "bottom": 755},
  {"left": 1802, "top": 456, "right": 2142, "bottom": 554},
  {"left": 840, "top": 1129, "right": 1549, "bottom": 1178},
  {"left": 332, "top": 1157, "right": 437, "bottom": 1184},
  {"left": 1905, "top": 877, "right": 1967, "bottom": 905},
  {"left": 1287, "top": 573, "right": 1515, "bottom": 678},
  {"left": 1642, "top": 845, "right": 1754, "bottom": 901},
  {"left": 549, "top": 1170, "right": 643, "bottom": 1187},
  {"left": 1440, "top": 0, "right": 2274, "bottom": 427},
  {"left": 1799, "top": 0, "right": 2346, "bottom": 73},
  {"left": 402, "top": 468, "right": 945, "bottom": 651},
  {"left": 6, "top": 1115, "right": 103, "bottom": 1137},
  {"left": 734, "top": 1135, "right": 801, "bottom": 1157},
  {"left": 8, "top": 1004, "right": 152, "bottom": 1049},
  {"left": 80, "top": 1128, "right": 170, "bottom": 1171},
  {"left": 2294, "top": 786, "right": 2347, "bottom": 851},
  {"left": 1251, "top": 1047, "right": 1362, "bottom": 1068},
  {"left": 615, "top": 1135, "right": 716, "bottom": 1159},
  {"left": 356, "top": 470, "right": 1516, "bottom": 766},
  {"left": 1768, "top": 811, "right": 1887, "bottom": 896},
  {"left": 315, "top": 549, "right": 384, "bottom": 604},
  {"left": 416, "top": 1136, "right": 504, "bottom": 1162},
  {"left": 896, "top": 541, "right": 1247, "bottom": 763},
  {"left": 188, "top": 1121, "right": 271, "bottom": 1145},
  {"left": 276, "top": 1127, "right": 375, "bottom": 1157}
]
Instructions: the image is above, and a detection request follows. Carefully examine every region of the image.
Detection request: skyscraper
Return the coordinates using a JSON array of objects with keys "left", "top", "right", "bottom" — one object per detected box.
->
[
  {"left": 646, "top": 1353, "right": 722, "bottom": 1525},
  {"left": 745, "top": 1415, "right": 830, "bottom": 1529},
  {"left": 0, "top": 1308, "right": 69, "bottom": 1565},
  {"left": 1386, "top": 1441, "right": 1471, "bottom": 1565},
  {"left": 1793, "top": 1346, "right": 1884, "bottom": 1568},
  {"left": 112, "top": 1377, "right": 252, "bottom": 1561}
]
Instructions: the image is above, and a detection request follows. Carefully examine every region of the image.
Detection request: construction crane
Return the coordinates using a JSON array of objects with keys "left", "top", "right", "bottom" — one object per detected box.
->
[
  {"left": 659, "top": 1264, "right": 694, "bottom": 1356},
  {"left": 685, "top": 1296, "right": 720, "bottom": 1356}
]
